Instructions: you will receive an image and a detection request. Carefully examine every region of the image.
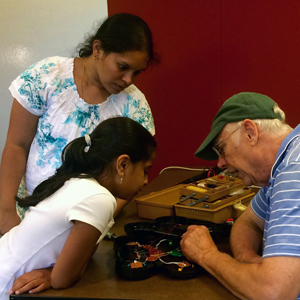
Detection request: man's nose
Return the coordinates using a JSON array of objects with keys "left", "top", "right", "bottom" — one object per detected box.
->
[
  {"left": 217, "top": 156, "right": 227, "bottom": 169},
  {"left": 144, "top": 175, "right": 148, "bottom": 185}
]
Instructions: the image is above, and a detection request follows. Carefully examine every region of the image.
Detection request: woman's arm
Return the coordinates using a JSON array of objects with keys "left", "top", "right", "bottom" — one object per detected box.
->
[
  {"left": 0, "top": 100, "right": 39, "bottom": 234},
  {"left": 51, "top": 220, "right": 101, "bottom": 289}
]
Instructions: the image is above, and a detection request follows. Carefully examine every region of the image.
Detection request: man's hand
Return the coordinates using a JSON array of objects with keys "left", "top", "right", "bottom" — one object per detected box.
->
[
  {"left": 0, "top": 208, "right": 20, "bottom": 235},
  {"left": 9, "top": 268, "right": 52, "bottom": 295},
  {"left": 180, "top": 225, "right": 218, "bottom": 265}
]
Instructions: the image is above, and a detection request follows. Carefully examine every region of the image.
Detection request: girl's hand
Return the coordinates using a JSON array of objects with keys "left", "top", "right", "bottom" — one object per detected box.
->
[{"left": 9, "top": 268, "right": 52, "bottom": 295}]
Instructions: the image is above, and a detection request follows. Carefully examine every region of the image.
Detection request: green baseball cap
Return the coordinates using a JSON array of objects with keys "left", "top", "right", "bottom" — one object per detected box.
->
[{"left": 194, "top": 92, "right": 283, "bottom": 161}]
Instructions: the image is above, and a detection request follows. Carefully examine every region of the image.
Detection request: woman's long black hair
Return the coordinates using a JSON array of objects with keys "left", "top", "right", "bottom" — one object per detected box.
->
[
  {"left": 16, "top": 117, "right": 156, "bottom": 207},
  {"left": 77, "top": 13, "right": 159, "bottom": 65}
]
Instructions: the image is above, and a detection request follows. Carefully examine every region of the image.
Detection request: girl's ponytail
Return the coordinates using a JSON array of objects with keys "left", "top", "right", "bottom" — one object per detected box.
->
[{"left": 17, "top": 117, "right": 156, "bottom": 207}]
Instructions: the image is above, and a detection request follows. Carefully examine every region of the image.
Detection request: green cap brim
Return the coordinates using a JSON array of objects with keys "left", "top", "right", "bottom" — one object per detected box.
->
[{"left": 194, "top": 123, "right": 224, "bottom": 161}]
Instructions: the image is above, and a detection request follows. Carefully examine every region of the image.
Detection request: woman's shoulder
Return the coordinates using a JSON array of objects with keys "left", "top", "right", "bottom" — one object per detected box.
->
[
  {"left": 14, "top": 56, "right": 74, "bottom": 85},
  {"left": 9, "top": 56, "right": 76, "bottom": 113},
  {"left": 121, "top": 84, "right": 146, "bottom": 100},
  {"left": 26, "top": 56, "right": 74, "bottom": 75}
]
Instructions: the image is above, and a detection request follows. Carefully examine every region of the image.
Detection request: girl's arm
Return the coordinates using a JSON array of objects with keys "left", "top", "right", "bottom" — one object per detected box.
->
[
  {"left": 0, "top": 100, "right": 39, "bottom": 234},
  {"left": 9, "top": 268, "right": 53, "bottom": 295},
  {"left": 51, "top": 220, "right": 101, "bottom": 289},
  {"left": 10, "top": 220, "right": 101, "bottom": 295}
]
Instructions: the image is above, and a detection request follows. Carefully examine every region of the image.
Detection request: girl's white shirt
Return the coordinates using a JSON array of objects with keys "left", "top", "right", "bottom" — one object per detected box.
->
[{"left": 0, "top": 177, "right": 116, "bottom": 299}]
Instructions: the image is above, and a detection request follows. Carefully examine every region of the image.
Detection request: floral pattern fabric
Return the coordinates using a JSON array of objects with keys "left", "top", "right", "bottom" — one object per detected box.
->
[{"left": 9, "top": 56, "right": 155, "bottom": 218}]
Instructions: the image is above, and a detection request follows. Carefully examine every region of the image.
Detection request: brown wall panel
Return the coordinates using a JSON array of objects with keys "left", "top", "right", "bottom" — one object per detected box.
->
[
  {"left": 108, "top": 0, "right": 222, "bottom": 179},
  {"left": 108, "top": 0, "right": 300, "bottom": 179},
  {"left": 221, "top": 0, "right": 300, "bottom": 127}
]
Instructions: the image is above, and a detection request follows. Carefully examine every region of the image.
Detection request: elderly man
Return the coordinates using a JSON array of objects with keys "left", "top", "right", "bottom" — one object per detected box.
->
[{"left": 180, "top": 92, "right": 300, "bottom": 300}]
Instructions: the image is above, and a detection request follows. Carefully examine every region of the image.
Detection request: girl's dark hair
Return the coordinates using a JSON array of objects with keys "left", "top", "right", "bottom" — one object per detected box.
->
[
  {"left": 17, "top": 117, "right": 156, "bottom": 207},
  {"left": 78, "top": 13, "right": 159, "bottom": 65}
]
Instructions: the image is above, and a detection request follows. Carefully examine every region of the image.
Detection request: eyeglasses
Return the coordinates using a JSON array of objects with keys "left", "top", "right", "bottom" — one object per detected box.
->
[{"left": 212, "top": 126, "right": 240, "bottom": 158}]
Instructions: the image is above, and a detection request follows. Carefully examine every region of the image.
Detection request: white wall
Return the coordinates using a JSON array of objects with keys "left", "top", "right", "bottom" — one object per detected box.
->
[{"left": 0, "top": 0, "right": 108, "bottom": 155}]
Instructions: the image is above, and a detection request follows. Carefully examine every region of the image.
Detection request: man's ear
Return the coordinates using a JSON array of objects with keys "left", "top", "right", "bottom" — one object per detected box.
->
[
  {"left": 242, "top": 119, "right": 259, "bottom": 145},
  {"left": 115, "top": 154, "right": 131, "bottom": 176}
]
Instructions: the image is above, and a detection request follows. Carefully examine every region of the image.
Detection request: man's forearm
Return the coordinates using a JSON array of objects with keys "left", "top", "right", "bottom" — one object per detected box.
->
[{"left": 200, "top": 249, "right": 287, "bottom": 300}]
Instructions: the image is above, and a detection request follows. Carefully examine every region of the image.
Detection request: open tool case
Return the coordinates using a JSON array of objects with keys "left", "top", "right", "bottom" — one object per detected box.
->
[
  {"left": 114, "top": 216, "right": 231, "bottom": 280},
  {"left": 135, "top": 175, "right": 259, "bottom": 223}
]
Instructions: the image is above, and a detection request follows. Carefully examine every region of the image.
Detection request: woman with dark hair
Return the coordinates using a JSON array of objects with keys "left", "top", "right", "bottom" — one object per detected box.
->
[
  {"left": 0, "top": 13, "right": 159, "bottom": 234},
  {"left": 0, "top": 117, "right": 156, "bottom": 298}
]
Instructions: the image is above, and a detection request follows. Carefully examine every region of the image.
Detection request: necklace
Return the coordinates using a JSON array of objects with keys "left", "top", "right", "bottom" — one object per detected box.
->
[{"left": 80, "top": 57, "right": 88, "bottom": 99}]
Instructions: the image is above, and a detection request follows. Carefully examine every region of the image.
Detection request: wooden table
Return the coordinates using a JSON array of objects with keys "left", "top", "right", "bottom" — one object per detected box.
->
[{"left": 22, "top": 168, "right": 238, "bottom": 300}]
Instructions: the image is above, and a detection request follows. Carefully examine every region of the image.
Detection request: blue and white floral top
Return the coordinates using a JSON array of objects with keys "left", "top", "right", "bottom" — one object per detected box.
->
[{"left": 9, "top": 56, "right": 155, "bottom": 196}]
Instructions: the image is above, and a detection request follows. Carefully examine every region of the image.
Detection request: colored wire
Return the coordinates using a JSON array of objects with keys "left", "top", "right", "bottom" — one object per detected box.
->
[
  {"left": 159, "top": 166, "right": 209, "bottom": 175},
  {"left": 149, "top": 223, "right": 182, "bottom": 246},
  {"left": 207, "top": 169, "right": 215, "bottom": 177}
]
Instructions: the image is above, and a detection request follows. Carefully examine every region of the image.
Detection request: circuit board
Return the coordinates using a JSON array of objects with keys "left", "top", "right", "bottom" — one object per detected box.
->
[{"left": 114, "top": 216, "right": 231, "bottom": 280}]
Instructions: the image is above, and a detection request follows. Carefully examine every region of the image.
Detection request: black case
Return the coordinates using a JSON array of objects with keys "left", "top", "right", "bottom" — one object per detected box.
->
[{"left": 114, "top": 216, "right": 231, "bottom": 280}]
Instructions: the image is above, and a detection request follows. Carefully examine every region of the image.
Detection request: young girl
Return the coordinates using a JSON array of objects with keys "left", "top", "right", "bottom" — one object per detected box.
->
[{"left": 0, "top": 117, "right": 156, "bottom": 299}]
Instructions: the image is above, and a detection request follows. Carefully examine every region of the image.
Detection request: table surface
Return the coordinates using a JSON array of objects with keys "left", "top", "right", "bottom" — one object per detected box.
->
[{"left": 24, "top": 168, "right": 238, "bottom": 300}]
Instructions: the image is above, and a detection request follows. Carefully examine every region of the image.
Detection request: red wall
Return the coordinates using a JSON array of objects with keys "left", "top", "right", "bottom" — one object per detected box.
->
[{"left": 108, "top": 0, "right": 300, "bottom": 180}]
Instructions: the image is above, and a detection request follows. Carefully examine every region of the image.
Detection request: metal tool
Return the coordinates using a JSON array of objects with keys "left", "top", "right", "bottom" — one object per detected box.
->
[
  {"left": 188, "top": 196, "right": 209, "bottom": 206},
  {"left": 180, "top": 192, "right": 196, "bottom": 202}
]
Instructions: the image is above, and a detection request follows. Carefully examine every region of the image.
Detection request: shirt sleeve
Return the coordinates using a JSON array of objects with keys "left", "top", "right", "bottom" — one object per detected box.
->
[
  {"left": 261, "top": 160, "right": 300, "bottom": 258},
  {"left": 250, "top": 187, "right": 268, "bottom": 220},
  {"left": 8, "top": 57, "right": 57, "bottom": 116},
  {"left": 122, "top": 85, "right": 155, "bottom": 136},
  {"left": 66, "top": 193, "right": 116, "bottom": 238}
]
